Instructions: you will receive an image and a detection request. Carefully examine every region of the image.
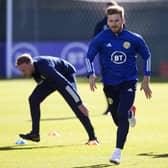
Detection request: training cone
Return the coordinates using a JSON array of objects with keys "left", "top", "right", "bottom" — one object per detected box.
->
[{"left": 48, "top": 131, "right": 60, "bottom": 136}]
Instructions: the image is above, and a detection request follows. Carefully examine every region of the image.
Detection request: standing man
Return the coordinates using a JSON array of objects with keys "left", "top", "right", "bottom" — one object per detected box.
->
[
  {"left": 93, "top": 0, "right": 118, "bottom": 115},
  {"left": 16, "top": 54, "right": 99, "bottom": 145},
  {"left": 85, "top": 5, "right": 152, "bottom": 164},
  {"left": 93, "top": 0, "right": 118, "bottom": 37}
]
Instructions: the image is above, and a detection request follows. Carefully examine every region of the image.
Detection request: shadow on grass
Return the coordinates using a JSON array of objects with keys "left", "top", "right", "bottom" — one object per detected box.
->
[
  {"left": 72, "top": 164, "right": 114, "bottom": 168},
  {"left": 0, "top": 143, "right": 82, "bottom": 151},
  {"left": 41, "top": 116, "right": 76, "bottom": 121},
  {"left": 30, "top": 114, "right": 101, "bottom": 122},
  {"left": 137, "top": 152, "right": 168, "bottom": 158}
]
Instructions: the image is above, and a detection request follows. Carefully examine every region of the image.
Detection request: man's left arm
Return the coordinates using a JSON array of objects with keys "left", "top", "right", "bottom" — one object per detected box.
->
[
  {"left": 140, "top": 76, "right": 152, "bottom": 99},
  {"left": 137, "top": 36, "right": 152, "bottom": 99}
]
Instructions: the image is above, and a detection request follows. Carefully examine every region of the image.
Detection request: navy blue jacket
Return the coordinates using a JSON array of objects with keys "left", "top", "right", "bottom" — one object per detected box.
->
[
  {"left": 32, "top": 56, "right": 76, "bottom": 87},
  {"left": 93, "top": 17, "right": 108, "bottom": 36}
]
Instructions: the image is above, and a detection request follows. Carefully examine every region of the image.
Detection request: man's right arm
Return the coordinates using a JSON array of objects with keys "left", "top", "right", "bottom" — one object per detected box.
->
[
  {"left": 85, "top": 38, "right": 100, "bottom": 91},
  {"left": 85, "top": 40, "right": 99, "bottom": 77}
]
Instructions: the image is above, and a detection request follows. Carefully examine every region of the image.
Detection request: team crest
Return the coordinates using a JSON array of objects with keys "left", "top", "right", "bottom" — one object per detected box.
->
[{"left": 123, "top": 41, "right": 131, "bottom": 49}]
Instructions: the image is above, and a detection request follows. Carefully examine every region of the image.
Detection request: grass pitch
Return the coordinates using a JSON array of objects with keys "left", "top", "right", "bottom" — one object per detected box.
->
[{"left": 0, "top": 78, "right": 168, "bottom": 168}]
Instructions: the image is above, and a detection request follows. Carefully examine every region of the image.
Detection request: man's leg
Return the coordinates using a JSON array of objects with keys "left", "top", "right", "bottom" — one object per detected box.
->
[
  {"left": 29, "top": 83, "right": 55, "bottom": 135},
  {"left": 20, "top": 83, "right": 55, "bottom": 142},
  {"left": 57, "top": 84, "right": 97, "bottom": 142},
  {"left": 116, "top": 81, "right": 136, "bottom": 149},
  {"left": 103, "top": 92, "right": 111, "bottom": 115},
  {"left": 109, "top": 81, "right": 136, "bottom": 164},
  {"left": 109, "top": 100, "right": 119, "bottom": 126},
  {"left": 103, "top": 85, "right": 119, "bottom": 126}
]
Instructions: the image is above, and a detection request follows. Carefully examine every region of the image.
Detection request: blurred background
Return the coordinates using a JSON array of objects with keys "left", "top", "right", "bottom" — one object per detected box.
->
[{"left": 0, "top": 0, "right": 168, "bottom": 79}]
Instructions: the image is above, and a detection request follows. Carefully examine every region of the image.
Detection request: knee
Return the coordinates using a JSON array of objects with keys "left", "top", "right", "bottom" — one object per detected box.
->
[
  {"left": 117, "top": 111, "right": 128, "bottom": 121},
  {"left": 29, "top": 95, "right": 41, "bottom": 105}
]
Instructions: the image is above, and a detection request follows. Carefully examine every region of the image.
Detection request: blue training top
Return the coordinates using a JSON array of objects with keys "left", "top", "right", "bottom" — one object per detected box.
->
[
  {"left": 86, "top": 28, "right": 151, "bottom": 85},
  {"left": 32, "top": 56, "right": 76, "bottom": 85}
]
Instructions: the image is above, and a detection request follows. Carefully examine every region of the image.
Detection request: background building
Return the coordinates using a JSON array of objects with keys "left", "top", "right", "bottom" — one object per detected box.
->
[{"left": 0, "top": 0, "right": 168, "bottom": 78}]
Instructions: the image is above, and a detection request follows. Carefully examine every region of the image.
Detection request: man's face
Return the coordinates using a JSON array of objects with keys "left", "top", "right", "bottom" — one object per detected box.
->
[
  {"left": 107, "top": 14, "right": 124, "bottom": 34},
  {"left": 17, "top": 63, "right": 33, "bottom": 77}
]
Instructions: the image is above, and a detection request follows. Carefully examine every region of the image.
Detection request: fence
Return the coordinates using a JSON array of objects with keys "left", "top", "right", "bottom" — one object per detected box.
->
[{"left": 0, "top": 0, "right": 168, "bottom": 78}]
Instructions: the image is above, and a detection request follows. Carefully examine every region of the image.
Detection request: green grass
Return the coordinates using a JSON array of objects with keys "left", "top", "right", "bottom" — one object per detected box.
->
[{"left": 0, "top": 78, "right": 168, "bottom": 168}]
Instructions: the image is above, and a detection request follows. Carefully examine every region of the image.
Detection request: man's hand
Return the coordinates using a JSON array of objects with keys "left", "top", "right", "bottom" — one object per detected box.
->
[
  {"left": 140, "top": 76, "right": 152, "bottom": 99},
  {"left": 89, "top": 74, "right": 97, "bottom": 91}
]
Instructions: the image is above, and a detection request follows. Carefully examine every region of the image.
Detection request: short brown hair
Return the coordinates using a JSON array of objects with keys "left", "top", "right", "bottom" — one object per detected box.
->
[
  {"left": 16, "top": 53, "right": 33, "bottom": 66},
  {"left": 106, "top": 5, "right": 124, "bottom": 19}
]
